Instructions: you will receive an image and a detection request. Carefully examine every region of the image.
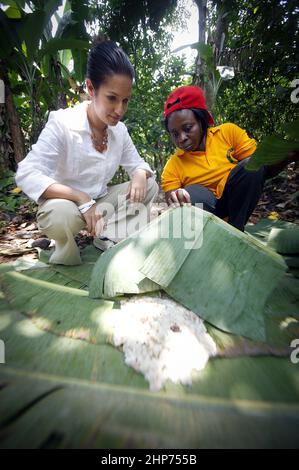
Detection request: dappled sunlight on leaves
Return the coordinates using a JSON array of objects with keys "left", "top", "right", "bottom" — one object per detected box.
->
[{"left": 15, "top": 318, "right": 48, "bottom": 338}]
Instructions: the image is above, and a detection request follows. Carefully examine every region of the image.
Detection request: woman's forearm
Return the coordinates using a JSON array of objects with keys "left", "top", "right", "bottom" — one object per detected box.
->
[
  {"left": 132, "top": 168, "right": 153, "bottom": 179},
  {"left": 41, "top": 183, "right": 91, "bottom": 205}
]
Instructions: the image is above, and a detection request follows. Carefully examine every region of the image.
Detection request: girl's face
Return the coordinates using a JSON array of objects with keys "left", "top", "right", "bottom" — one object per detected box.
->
[
  {"left": 167, "top": 109, "right": 203, "bottom": 151},
  {"left": 86, "top": 74, "right": 132, "bottom": 126}
]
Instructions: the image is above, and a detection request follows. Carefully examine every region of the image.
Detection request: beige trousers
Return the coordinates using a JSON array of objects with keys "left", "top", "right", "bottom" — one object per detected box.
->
[{"left": 37, "top": 177, "right": 159, "bottom": 265}]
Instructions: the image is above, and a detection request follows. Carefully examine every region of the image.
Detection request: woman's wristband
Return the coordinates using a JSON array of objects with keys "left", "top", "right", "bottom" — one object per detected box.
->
[{"left": 78, "top": 199, "right": 96, "bottom": 214}]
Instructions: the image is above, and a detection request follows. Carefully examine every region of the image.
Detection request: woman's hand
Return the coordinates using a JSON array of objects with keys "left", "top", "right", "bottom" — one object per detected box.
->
[
  {"left": 166, "top": 188, "right": 191, "bottom": 207},
  {"left": 83, "top": 204, "right": 105, "bottom": 237},
  {"left": 127, "top": 169, "right": 147, "bottom": 203}
]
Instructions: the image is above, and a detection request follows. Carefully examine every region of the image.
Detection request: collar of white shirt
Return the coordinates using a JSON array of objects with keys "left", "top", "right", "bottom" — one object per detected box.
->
[{"left": 67, "top": 100, "right": 113, "bottom": 134}]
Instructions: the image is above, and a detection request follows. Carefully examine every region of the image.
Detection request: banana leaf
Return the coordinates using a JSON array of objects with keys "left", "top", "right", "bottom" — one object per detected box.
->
[
  {"left": 1, "top": 260, "right": 299, "bottom": 448},
  {"left": 245, "top": 219, "right": 299, "bottom": 278},
  {"left": 37, "top": 244, "right": 100, "bottom": 287},
  {"left": 89, "top": 207, "right": 287, "bottom": 342},
  {"left": 267, "top": 227, "right": 299, "bottom": 255},
  {"left": 245, "top": 119, "right": 299, "bottom": 171},
  {"left": 245, "top": 218, "right": 298, "bottom": 241},
  {"left": 0, "top": 215, "right": 298, "bottom": 448},
  {"left": 0, "top": 268, "right": 116, "bottom": 345},
  {"left": 1, "top": 264, "right": 298, "bottom": 356},
  {"left": 284, "top": 119, "right": 299, "bottom": 140},
  {"left": 1, "top": 365, "right": 299, "bottom": 449}
]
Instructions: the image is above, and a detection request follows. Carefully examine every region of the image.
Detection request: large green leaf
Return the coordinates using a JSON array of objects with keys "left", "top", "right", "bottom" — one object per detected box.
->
[
  {"left": 284, "top": 119, "right": 299, "bottom": 141},
  {"left": 245, "top": 218, "right": 298, "bottom": 241},
  {"left": 43, "top": 0, "right": 63, "bottom": 20},
  {"left": 267, "top": 227, "right": 299, "bottom": 255},
  {"left": 264, "top": 274, "right": 299, "bottom": 318},
  {"left": 54, "top": 10, "right": 75, "bottom": 39},
  {"left": 0, "top": 254, "right": 298, "bottom": 448},
  {"left": 192, "top": 41, "right": 214, "bottom": 68},
  {"left": 19, "top": 10, "right": 46, "bottom": 63},
  {"left": 1, "top": 365, "right": 299, "bottom": 449},
  {"left": 38, "top": 38, "right": 89, "bottom": 60},
  {"left": 0, "top": 268, "right": 116, "bottom": 345},
  {"left": 0, "top": 290, "right": 298, "bottom": 448},
  {"left": 0, "top": 9, "right": 23, "bottom": 58},
  {"left": 0, "top": 224, "right": 298, "bottom": 448},
  {"left": 245, "top": 219, "right": 299, "bottom": 278},
  {"left": 245, "top": 120, "right": 299, "bottom": 171},
  {"left": 0, "top": 1, "right": 65, "bottom": 65},
  {"left": 1, "top": 1, "right": 25, "bottom": 7},
  {"left": 90, "top": 207, "right": 287, "bottom": 342},
  {"left": 72, "top": 47, "right": 88, "bottom": 84},
  {"left": 4, "top": 5, "right": 22, "bottom": 18}
]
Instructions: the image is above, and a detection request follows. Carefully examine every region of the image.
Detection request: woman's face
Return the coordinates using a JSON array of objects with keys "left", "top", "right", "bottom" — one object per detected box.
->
[
  {"left": 167, "top": 109, "right": 203, "bottom": 151},
  {"left": 86, "top": 74, "right": 132, "bottom": 126}
]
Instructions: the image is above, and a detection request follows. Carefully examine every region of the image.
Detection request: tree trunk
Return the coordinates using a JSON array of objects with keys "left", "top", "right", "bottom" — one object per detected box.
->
[
  {"left": 0, "top": 61, "right": 25, "bottom": 167},
  {"left": 52, "top": 58, "right": 68, "bottom": 109},
  {"left": 214, "top": 1, "right": 229, "bottom": 65},
  {"left": 193, "top": 0, "right": 207, "bottom": 87}
]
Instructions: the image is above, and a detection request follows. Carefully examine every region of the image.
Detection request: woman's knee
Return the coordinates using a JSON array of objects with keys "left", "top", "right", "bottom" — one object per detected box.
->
[{"left": 37, "top": 199, "right": 85, "bottom": 236}]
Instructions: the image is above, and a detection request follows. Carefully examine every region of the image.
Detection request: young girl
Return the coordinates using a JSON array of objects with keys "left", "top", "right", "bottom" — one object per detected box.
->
[
  {"left": 161, "top": 85, "right": 298, "bottom": 231},
  {"left": 16, "top": 38, "right": 158, "bottom": 265}
]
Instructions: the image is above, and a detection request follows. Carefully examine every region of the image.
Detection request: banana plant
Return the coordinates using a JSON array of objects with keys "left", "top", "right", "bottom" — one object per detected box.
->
[
  {"left": 246, "top": 119, "right": 299, "bottom": 171},
  {"left": 0, "top": 1, "right": 89, "bottom": 149},
  {"left": 172, "top": 40, "right": 233, "bottom": 111}
]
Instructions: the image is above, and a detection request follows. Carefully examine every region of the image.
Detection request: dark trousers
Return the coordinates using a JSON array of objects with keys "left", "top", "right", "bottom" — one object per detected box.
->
[{"left": 184, "top": 158, "right": 268, "bottom": 231}]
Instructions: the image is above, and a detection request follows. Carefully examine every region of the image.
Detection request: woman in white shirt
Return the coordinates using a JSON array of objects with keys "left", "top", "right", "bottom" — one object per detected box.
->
[{"left": 16, "top": 38, "right": 158, "bottom": 265}]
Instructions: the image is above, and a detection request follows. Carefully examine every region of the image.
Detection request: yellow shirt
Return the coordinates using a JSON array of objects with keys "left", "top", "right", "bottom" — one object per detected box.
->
[{"left": 161, "top": 123, "right": 257, "bottom": 199}]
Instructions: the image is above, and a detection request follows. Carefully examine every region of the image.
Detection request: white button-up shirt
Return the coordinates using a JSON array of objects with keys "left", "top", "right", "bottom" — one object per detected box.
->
[{"left": 15, "top": 100, "right": 155, "bottom": 203}]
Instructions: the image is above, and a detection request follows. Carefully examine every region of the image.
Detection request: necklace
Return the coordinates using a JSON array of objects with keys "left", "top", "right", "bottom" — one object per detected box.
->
[
  {"left": 87, "top": 105, "right": 108, "bottom": 153},
  {"left": 90, "top": 127, "right": 108, "bottom": 153}
]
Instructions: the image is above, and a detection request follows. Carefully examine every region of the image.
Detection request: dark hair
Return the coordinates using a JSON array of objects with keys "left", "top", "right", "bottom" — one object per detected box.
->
[
  {"left": 164, "top": 108, "right": 210, "bottom": 135},
  {"left": 191, "top": 108, "right": 210, "bottom": 139},
  {"left": 87, "top": 35, "right": 135, "bottom": 90}
]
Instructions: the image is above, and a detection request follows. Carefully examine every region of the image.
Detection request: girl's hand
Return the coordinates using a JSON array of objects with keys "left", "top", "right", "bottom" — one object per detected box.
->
[
  {"left": 167, "top": 188, "right": 191, "bottom": 207},
  {"left": 83, "top": 204, "right": 105, "bottom": 237},
  {"left": 127, "top": 169, "right": 147, "bottom": 203}
]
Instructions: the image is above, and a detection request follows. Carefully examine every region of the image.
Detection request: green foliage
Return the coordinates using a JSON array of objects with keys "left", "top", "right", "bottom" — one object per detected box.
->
[
  {"left": 1, "top": 0, "right": 188, "bottom": 171},
  {"left": 0, "top": 170, "right": 36, "bottom": 213},
  {"left": 0, "top": 0, "right": 90, "bottom": 147},
  {"left": 1, "top": 0, "right": 298, "bottom": 183},
  {"left": 213, "top": 0, "right": 298, "bottom": 139},
  {"left": 123, "top": 53, "right": 189, "bottom": 180},
  {"left": 246, "top": 120, "right": 299, "bottom": 170}
]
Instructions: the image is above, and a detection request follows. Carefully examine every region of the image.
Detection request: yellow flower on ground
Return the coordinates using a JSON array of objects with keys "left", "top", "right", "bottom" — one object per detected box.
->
[
  {"left": 268, "top": 211, "right": 279, "bottom": 220},
  {"left": 11, "top": 187, "right": 22, "bottom": 194}
]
